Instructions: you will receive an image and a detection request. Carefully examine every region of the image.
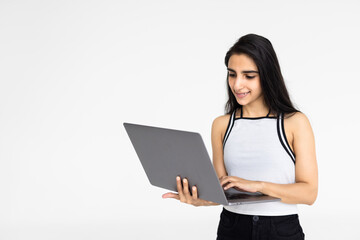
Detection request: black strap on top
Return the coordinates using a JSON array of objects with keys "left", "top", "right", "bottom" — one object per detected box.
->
[
  {"left": 266, "top": 108, "right": 271, "bottom": 117},
  {"left": 239, "top": 105, "right": 271, "bottom": 118}
]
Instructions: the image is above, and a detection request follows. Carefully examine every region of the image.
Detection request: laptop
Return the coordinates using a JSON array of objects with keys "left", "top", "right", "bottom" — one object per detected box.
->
[{"left": 123, "top": 122, "right": 281, "bottom": 205}]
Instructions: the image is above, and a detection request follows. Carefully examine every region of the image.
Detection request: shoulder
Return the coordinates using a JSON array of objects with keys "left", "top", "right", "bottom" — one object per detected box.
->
[
  {"left": 212, "top": 113, "right": 232, "bottom": 131},
  {"left": 284, "top": 111, "right": 311, "bottom": 126},
  {"left": 284, "top": 111, "right": 313, "bottom": 137},
  {"left": 212, "top": 113, "right": 232, "bottom": 142},
  {"left": 213, "top": 114, "right": 231, "bottom": 126}
]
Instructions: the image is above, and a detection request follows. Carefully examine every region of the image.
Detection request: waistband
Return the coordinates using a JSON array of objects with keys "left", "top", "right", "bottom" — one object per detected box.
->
[{"left": 222, "top": 207, "right": 299, "bottom": 223}]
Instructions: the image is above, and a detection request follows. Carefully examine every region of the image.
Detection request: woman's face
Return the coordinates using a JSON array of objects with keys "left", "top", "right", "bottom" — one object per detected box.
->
[{"left": 227, "top": 53, "right": 263, "bottom": 107}]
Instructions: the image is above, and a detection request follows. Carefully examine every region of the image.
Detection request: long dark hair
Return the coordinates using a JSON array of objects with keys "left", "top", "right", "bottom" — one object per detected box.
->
[{"left": 224, "top": 34, "right": 300, "bottom": 118}]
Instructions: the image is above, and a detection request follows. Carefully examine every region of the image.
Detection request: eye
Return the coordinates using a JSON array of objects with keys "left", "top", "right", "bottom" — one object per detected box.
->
[
  {"left": 229, "top": 73, "right": 236, "bottom": 77},
  {"left": 246, "top": 75, "right": 255, "bottom": 79}
]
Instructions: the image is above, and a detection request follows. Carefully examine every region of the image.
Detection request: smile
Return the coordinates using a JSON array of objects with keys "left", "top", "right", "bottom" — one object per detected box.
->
[{"left": 236, "top": 91, "right": 250, "bottom": 98}]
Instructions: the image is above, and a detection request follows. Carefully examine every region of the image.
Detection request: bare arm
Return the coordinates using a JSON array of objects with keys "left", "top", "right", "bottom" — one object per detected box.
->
[
  {"left": 211, "top": 115, "right": 229, "bottom": 180},
  {"left": 260, "top": 112, "right": 318, "bottom": 205}
]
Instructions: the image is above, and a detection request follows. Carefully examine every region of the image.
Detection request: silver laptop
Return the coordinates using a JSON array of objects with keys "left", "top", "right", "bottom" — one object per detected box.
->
[{"left": 123, "top": 122, "right": 280, "bottom": 205}]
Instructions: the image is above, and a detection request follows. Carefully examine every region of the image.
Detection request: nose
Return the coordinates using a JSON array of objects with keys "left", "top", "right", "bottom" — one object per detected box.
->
[{"left": 232, "top": 75, "right": 247, "bottom": 91}]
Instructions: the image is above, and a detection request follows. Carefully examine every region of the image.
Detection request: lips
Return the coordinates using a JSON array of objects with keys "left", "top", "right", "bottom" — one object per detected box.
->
[{"left": 236, "top": 91, "right": 250, "bottom": 98}]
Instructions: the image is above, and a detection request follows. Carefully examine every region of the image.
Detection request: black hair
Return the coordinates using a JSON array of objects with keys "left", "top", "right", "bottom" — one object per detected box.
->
[{"left": 224, "top": 33, "right": 300, "bottom": 118}]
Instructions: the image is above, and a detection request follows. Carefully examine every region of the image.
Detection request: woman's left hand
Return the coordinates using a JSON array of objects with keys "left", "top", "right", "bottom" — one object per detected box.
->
[{"left": 219, "top": 176, "right": 264, "bottom": 193}]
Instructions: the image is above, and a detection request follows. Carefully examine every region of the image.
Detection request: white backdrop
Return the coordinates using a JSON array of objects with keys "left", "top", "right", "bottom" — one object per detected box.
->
[{"left": 1, "top": 0, "right": 359, "bottom": 239}]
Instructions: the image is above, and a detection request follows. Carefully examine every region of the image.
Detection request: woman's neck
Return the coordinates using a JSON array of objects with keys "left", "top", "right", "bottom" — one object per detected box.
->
[{"left": 241, "top": 103, "right": 269, "bottom": 118}]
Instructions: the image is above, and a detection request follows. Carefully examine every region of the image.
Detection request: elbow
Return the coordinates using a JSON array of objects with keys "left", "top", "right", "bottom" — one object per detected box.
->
[
  {"left": 305, "top": 186, "right": 318, "bottom": 206},
  {"left": 306, "top": 198, "right": 316, "bottom": 206}
]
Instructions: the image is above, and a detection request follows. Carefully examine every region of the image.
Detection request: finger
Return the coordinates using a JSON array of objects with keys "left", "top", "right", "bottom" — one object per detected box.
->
[
  {"left": 176, "top": 176, "right": 185, "bottom": 201},
  {"left": 182, "top": 178, "right": 191, "bottom": 197},
  {"left": 223, "top": 182, "right": 235, "bottom": 190},
  {"left": 220, "top": 176, "right": 228, "bottom": 184},
  {"left": 191, "top": 185, "right": 198, "bottom": 200},
  {"left": 220, "top": 177, "right": 232, "bottom": 187},
  {"left": 223, "top": 182, "right": 247, "bottom": 191},
  {"left": 162, "top": 192, "right": 180, "bottom": 200}
]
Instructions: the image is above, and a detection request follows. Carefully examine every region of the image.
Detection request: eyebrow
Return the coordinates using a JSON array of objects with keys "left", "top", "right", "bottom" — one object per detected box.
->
[{"left": 227, "top": 68, "right": 259, "bottom": 74}]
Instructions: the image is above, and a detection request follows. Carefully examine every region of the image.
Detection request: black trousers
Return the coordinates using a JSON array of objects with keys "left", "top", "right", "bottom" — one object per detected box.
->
[{"left": 217, "top": 207, "right": 305, "bottom": 240}]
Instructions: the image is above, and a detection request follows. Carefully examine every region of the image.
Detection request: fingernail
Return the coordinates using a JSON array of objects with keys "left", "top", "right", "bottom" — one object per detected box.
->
[
  {"left": 176, "top": 176, "right": 180, "bottom": 180},
  {"left": 183, "top": 178, "right": 187, "bottom": 183}
]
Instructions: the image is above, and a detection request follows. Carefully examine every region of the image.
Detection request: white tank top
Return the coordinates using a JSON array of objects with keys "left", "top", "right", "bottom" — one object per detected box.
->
[{"left": 222, "top": 106, "right": 298, "bottom": 216}]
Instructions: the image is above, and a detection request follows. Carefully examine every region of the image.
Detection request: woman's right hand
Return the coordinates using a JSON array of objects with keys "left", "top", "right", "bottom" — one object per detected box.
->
[{"left": 162, "top": 176, "right": 219, "bottom": 207}]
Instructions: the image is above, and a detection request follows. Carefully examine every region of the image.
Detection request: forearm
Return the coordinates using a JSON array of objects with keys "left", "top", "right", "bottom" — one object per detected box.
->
[{"left": 260, "top": 181, "right": 317, "bottom": 205}]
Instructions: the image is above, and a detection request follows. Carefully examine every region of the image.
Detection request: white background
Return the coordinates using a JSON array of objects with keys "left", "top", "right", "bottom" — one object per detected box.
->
[{"left": 1, "top": 0, "right": 359, "bottom": 239}]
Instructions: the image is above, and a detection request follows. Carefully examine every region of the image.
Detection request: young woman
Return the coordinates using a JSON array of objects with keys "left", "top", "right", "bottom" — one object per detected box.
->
[{"left": 162, "top": 33, "right": 318, "bottom": 240}]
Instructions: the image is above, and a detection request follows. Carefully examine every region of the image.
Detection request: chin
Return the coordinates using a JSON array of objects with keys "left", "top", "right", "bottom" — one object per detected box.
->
[{"left": 236, "top": 99, "right": 249, "bottom": 105}]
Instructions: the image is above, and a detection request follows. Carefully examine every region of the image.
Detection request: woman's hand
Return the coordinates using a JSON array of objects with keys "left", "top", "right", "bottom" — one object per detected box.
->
[
  {"left": 219, "top": 176, "right": 264, "bottom": 193},
  {"left": 162, "top": 176, "right": 219, "bottom": 207}
]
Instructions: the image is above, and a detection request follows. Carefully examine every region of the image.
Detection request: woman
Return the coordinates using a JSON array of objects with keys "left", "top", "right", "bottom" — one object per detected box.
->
[{"left": 162, "top": 33, "right": 318, "bottom": 240}]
